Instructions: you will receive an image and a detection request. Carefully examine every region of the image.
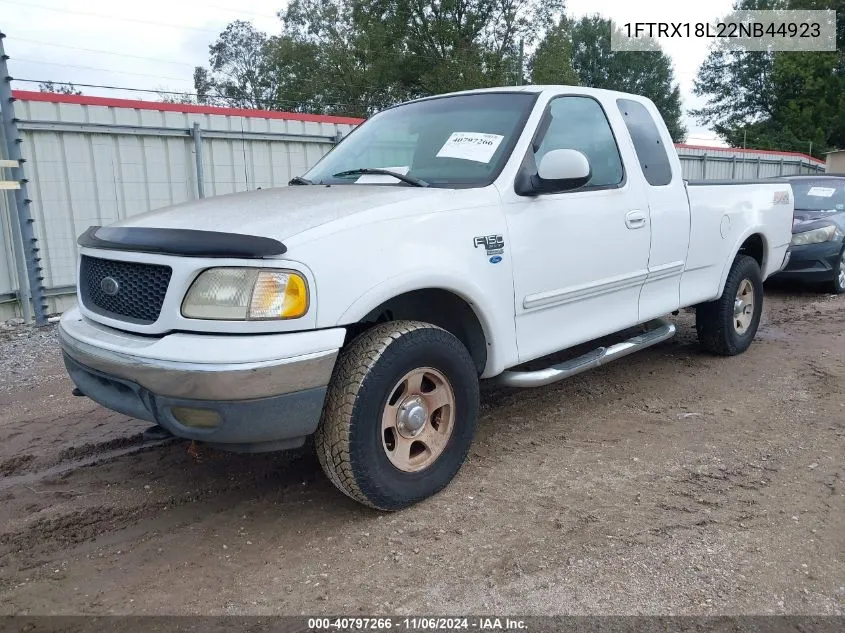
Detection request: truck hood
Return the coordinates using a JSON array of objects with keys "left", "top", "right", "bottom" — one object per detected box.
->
[{"left": 111, "top": 185, "right": 454, "bottom": 242}]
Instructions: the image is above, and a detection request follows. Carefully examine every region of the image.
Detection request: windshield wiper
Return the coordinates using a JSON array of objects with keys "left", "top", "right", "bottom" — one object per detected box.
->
[
  {"left": 332, "top": 168, "right": 429, "bottom": 188},
  {"left": 288, "top": 176, "right": 313, "bottom": 185}
]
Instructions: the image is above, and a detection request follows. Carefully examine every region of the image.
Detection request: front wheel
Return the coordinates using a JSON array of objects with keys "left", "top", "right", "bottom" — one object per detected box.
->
[
  {"left": 696, "top": 254, "right": 763, "bottom": 356},
  {"left": 824, "top": 245, "right": 845, "bottom": 294},
  {"left": 315, "top": 321, "right": 479, "bottom": 511}
]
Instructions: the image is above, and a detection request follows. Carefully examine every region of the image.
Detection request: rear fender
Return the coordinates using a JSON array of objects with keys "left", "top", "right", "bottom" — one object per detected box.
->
[{"left": 716, "top": 230, "right": 769, "bottom": 298}]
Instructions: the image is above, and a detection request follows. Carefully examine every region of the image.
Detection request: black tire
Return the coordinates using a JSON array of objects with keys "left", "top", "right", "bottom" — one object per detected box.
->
[
  {"left": 315, "top": 321, "right": 479, "bottom": 511},
  {"left": 824, "top": 245, "right": 845, "bottom": 294},
  {"left": 696, "top": 254, "right": 763, "bottom": 356}
]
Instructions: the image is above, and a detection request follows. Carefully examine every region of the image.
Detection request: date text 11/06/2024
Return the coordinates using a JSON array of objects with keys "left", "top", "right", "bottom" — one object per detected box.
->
[
  {"left": 307, "top": 617, "right": 528, "bottom": 631},
  {"left": 622, "top": 21, "right": 822, "bottom": 39}
]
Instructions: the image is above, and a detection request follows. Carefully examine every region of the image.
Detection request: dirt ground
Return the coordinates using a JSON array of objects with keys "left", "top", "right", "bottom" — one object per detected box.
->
[{"left": 0, "top": 285, "right": 843, "bottom": 616}]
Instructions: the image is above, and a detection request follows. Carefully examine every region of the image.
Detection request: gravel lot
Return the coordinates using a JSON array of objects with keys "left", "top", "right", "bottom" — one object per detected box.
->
[{"left": 0, "top": 286, "right": 843, "bottom": 616}]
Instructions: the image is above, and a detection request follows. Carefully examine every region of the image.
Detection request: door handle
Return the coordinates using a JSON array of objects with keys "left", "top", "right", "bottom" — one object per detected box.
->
[{"left": 625, "top": 210, "right": 647, "bottom": 229}]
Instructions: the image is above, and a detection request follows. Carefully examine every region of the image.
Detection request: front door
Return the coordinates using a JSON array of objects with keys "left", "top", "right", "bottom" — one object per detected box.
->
[{"left": 504, "top": 95, "right": 651, "bottom": 363}]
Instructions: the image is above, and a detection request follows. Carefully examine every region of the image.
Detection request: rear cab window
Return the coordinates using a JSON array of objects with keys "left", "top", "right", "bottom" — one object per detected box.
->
[{"left": 616, "top": 98, "right": 673, "bottom": 187}]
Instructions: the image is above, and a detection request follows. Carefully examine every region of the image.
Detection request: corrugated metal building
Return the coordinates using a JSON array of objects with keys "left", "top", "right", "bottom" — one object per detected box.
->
[
  {"left": 0, "top": 92, "right": 827, "bottom": 320},
  {"left": 0, "top": 92, "right": 360, "bottom": 319},
  {"left": 676, "top": 144, "right": 823, "bottom": 180}
]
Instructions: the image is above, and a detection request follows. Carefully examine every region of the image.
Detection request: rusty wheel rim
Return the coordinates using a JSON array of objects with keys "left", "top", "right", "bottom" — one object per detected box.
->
[{"left": 381, "top": 367, "right": 456, "bottom": 473}]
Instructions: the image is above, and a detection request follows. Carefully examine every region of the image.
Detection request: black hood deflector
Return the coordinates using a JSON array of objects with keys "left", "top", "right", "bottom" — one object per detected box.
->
[{"left": 78, "top": 226, "right": 286, "bottom": 258}]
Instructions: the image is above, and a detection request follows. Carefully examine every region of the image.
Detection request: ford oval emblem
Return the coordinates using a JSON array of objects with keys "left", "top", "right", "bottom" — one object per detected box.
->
[
  {"left": 100, "top": 276, "right": 120, "bottom": 296},
  {"left": 489, "top": 256, "right": 502, "bottom": 264}
]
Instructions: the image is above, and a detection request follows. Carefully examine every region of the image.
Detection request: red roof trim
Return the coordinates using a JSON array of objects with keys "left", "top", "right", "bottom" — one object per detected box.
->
[
  {"left": 675, "top": 142, "right": 824, "bottom": 165},
  {"left": 11, "top": 90, "right": 366, "bottom": 126}
]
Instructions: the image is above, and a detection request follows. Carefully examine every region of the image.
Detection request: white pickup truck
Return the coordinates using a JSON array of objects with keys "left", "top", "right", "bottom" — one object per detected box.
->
[{"left": 59, "top": 86, "right": 794, "bottom": 510}]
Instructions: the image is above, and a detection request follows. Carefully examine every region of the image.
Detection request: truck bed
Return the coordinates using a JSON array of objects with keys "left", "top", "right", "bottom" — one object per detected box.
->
[{"left": 681, "top": 179, "right": 794, "bottom": 307}]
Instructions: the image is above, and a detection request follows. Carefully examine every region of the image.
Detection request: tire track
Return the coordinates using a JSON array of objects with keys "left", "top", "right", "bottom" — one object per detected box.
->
[{"left": 0, "top": 438, "right": 175, "bottom": 493}]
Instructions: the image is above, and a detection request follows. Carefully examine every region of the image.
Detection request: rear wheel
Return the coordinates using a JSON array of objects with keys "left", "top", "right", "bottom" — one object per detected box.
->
[
  {"left": 824, "top": 246, "right": 845, "bottom": 294},
  {"left": 315, "top": 321, "right": 479, "bottom": 511},
  {"left": 696, "top": 254, "right": 763, "bottom": 356}
]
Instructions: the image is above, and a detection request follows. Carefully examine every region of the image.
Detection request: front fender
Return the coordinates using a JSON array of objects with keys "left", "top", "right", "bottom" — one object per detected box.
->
[{"left": 338, "top": 270, "right": 516, "bottom": 378}]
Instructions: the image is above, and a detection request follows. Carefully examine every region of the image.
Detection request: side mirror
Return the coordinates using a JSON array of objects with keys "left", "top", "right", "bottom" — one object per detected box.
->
[{"left": 515, "top": 149, "right": 592, "bottom": 196}]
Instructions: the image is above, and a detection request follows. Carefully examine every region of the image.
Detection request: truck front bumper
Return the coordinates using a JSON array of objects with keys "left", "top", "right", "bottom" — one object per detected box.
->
[{"left": 59, "top": 308, "right": 345, "bottom": 452}]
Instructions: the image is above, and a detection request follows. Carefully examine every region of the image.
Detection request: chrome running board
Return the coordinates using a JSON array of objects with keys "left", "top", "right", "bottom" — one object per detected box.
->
[{"left": 496, "top": 318, "right": 676, "bottom": 388}]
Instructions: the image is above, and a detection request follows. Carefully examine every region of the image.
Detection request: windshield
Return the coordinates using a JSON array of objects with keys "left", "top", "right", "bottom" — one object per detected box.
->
[
  {"left": 791, "top": 178, "right": 845, "bottom": 212},
  {"left": 303, "top": 92, "right": 538, "bottom": 188}
]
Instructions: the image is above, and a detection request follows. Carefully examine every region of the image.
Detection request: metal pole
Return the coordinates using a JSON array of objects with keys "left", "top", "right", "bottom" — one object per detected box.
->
[
  {"left": 0, "top": 96, "right": 31, "bottom": 323},
  {"left": 0, "top": 33, "right": 47, "bottom": 325},
  {"left": 731, "top": 155, "right": 737, "bottom": 179},
  {"left": 517, "top": 39, "right": 524, "bottom": 86},
  {"left": 6, "top": 184, "right": 32, "bottom": 323},
  {"left": 701, "top": 152, "right": 707, "bottom": 180},
  {"left": 191, "top": 122, "right": 205, "bottom": 199}
]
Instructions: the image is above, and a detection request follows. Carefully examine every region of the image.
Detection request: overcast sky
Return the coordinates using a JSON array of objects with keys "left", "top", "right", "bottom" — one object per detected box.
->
[{"left": 2, "top": 0, "right": 735, "bottom": 142}]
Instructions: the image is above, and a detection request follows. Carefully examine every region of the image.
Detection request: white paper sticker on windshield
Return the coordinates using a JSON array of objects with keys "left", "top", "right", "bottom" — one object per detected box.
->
[
  {"left": 436, "top": 132, "right": 504, "bottom": 163},
  {"left": 355, "top": 166, "right": 410, "bottom": 184},
  {"left": 807, "top": 186, "right": 836, "bottom": 197}
]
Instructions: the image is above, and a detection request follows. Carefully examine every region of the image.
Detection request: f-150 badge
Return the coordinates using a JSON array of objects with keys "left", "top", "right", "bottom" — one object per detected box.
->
[{"left": 474, "top": 235, "right": 504, "bottom": 256}]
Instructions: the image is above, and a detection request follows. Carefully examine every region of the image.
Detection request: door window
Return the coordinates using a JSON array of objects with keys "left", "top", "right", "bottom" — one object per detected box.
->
[{"left": 534, "top": 97, "right": 624, "bottom": 188}]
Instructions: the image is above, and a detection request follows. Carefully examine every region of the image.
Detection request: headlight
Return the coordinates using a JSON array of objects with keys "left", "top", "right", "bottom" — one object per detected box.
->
[
  {"left": 790, "top": 225, "right": 839, "bottom": 246},
  {"left": 182, "top": 268, "right": 309, "bottom": 320}
]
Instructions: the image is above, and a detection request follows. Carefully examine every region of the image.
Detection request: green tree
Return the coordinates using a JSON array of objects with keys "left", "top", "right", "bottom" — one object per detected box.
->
[
  {"left": 691, "top": 1, "right": 783, "bottom": 149},
  {"left": 690, "top": 46, "right": 776, "bottom": 147},
  {"left": 386, "top": 0, "right": 565, "bottom": 93},
  {"left": 564, "top": 15, "right": 686, "bottom": 141},
  {"left": 770, "top": 50, "right": 845, "bottom": 156},
  {"left": 195, "top": 1, "right": 564, "bottom": 117},
  {"left": 773, "top": 0, "right": 845, "bottom": 153},
  {"left": 195, "top": 20, "right": 276, "bottom": 109},
  {"left": 38, "top": 81, "right": 82, "bottom": 95},
  {"left": 529, "top": 17, "right": 578, "bottom": 85},
  {"left": 692, "top": 0, "right": 844, "bottom": 156},
  {"left": 282, "top": 0, "right": 402, "bottom": 116}
]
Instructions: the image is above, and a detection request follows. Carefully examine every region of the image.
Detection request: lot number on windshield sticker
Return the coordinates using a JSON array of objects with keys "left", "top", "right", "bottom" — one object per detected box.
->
[
  {"left": 436, "top": 132, "right": 504, "bottom": 163},
  {"left": 807, "top": 186, "right": 836, "bottom": 197}
]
